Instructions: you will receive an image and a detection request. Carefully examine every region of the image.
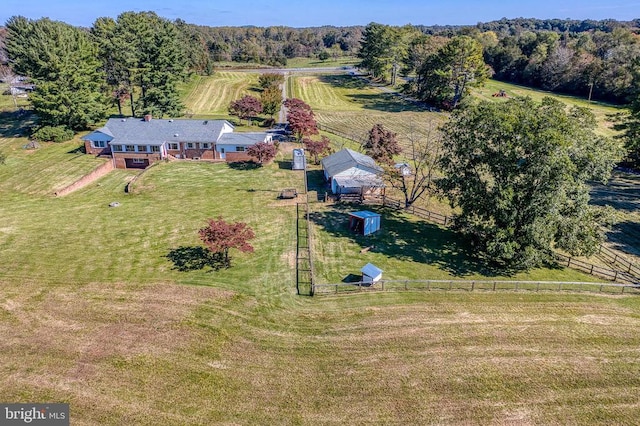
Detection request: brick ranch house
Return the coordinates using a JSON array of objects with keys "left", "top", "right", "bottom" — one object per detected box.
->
[{"left": 83, "top": 115, "right": 273, "bottom": 169}]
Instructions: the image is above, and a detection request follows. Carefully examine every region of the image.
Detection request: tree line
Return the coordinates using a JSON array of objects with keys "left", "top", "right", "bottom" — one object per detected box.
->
[{"left": 357, "top": 19, "right": 640, "bottom": 104}]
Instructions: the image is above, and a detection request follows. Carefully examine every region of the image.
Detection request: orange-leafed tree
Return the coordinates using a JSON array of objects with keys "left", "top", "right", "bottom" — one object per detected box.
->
[{"left": 199, "top": 217, "right": 255, "bottom": 268}]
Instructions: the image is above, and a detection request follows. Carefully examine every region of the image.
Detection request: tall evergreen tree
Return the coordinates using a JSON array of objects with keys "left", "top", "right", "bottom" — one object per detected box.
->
[
  {"left": 357, "top": 23, "right": 393, "bottom": 81},
  {"left": 92, "top": 12, "right": 187, "bottom": 118},
  {"left": 5, "top": 16, "right": 107, "bottom": 130}
]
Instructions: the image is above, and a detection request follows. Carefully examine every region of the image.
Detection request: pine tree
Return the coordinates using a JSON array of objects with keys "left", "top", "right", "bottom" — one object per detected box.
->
[{"left": 5, "top": 16, "right": 108, "bottom": 130}]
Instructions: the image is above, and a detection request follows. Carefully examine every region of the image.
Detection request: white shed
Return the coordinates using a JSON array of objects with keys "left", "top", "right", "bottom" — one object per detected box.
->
[
  {"left": 361, "top": 263, "right": 383, "bottom": 284},
  {"left": 292, "top": 148, "right": 306, "bottom": 170}
]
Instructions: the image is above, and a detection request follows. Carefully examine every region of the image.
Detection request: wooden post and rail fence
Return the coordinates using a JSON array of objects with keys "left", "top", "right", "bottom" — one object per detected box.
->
[{"left": 312, "top": 279, "right": 640, "bottom": 296}]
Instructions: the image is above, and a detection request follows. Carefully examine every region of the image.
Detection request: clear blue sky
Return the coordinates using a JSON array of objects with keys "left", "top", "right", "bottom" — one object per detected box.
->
[{"left": 2, "top": 0, "right": 639, "bottom": 27}]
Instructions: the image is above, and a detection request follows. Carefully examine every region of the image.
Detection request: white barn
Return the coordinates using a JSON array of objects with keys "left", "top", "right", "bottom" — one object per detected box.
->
[{"left": 320, "top": 148, "right": 384, "bottom": 195}]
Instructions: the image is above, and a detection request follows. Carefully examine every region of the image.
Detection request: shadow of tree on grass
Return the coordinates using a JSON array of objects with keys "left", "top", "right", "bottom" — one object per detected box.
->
[
  {"left": 227, "top": 161, "right": 261, "bottom": 170},
  {"left": 166, "top": 246, "right": 226, "bottom": 272}
]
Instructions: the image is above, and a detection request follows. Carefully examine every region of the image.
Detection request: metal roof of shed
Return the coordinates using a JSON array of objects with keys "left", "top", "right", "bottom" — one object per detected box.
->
[
  {"left": 321, "top": 148, "right": 382, "bottom": 177},
  {"left": 361, "top": 263, "right": 383, "bottom": 277}
]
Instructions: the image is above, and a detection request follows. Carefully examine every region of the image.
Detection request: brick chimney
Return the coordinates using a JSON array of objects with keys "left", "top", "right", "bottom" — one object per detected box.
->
[{"left": 143, "top": 114, "right": 152, "bottom": 122}]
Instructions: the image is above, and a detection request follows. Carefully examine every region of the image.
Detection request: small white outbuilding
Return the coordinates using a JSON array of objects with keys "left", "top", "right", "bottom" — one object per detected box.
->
[{"left": 361, "top": 263, "right": 383, "bottom": 284}]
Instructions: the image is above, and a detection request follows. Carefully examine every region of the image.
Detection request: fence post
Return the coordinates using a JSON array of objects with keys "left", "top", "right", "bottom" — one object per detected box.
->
[
  {"left": 443, "top": 216, "right": 448, "bottom": 227},
  {"left": 405, "top": 280, "right": 408, "bottom": 290},
  {"left": 381, "top": 280, "right": 384, "bottom": 291},
  {"left": 335, "top": 284, "right": 338, "bottom": 294},
  {"left": 493, "top": 281, "right": 496, "bottom": 291},
  {"left": 426, "top": 281, "right": 430, "bottom": 291},
  {"left": 614, "top": 271, "right": 619, "bottom": 282},
  {"left": 536, "top": 282, "right": 540, "bottom": 292},
  {"left": 471, "top": 281, "right": 475, "bottom": 291}
]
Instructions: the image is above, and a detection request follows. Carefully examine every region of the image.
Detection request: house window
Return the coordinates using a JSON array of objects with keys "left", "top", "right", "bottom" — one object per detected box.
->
[
  {"left": 132, "top": 158, "right": 146, "bottom": 164},
  {"left": 187, "top": 142, "right": 194, "bottom": 149},
  {"left": 202, "top": 143, "right": 210, "bottom": 149},
  {"left": 151, "top": 145, "right": 160, "bottom": 152},
  {"left": 93, "top": 141, "right": 106, "bottom": 148},
  {"left": 236, "top": 146, "right": 245, "bottom": 152},
  {"left": 168, "top": 143, "right": 178, "bottom": 150},
  {"left": 112, "top": 145, "right": 122, "bottom": 152},
  {"left": 125, "top": 145, "right": 136, "bottom": 152}
]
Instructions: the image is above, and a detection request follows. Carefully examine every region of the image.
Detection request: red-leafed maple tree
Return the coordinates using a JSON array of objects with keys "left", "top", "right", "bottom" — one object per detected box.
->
[
  {"left": 303, "top": 136, "right": 332, "bottom": 164},
  {"left": 284, "top": 98, "right": 312, "bottom": 112},
  {"left": 229, "top": 95, "right": 263, "bottom": 125},
  {"left": 199, "top": 217, "right": 255, "bottom": 268},
  {"left": 246, "top": 142, "right": 277, "bottom": 165},
  {"left": 287, "top": 108, "right": 318, "bottom": 141},
  {"left": 364, "top": 123, "right": 401, "bottom": 165}
]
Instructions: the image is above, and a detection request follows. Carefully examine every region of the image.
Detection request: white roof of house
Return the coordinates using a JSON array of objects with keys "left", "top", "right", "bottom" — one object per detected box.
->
[{"left": 361, "top": 263, "right": 383, "bottom": 277}]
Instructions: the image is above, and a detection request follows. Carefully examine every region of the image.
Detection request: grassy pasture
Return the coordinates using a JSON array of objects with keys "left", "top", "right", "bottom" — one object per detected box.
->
[
  {"left": 285, "top": 56, "right": 359, "bottom": 68},
  {"left": 290, "top": 74, "right": 445, "bottom": 150},
  {"left": 307, "top": 200, "right": 603, "bottom": 285},
  {"left": 180, "top": 72, "right": 261, "bottom": 118},
  {"left": 472, "top": 79, "right": 623, "bottom": 137}
]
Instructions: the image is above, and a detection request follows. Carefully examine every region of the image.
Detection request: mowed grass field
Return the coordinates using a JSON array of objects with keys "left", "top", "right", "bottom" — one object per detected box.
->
[
  {"left": 2, "top": 76, "right": 640, "bottom": 424},
  {"left": 290, "top": 74, "right": 447, "bottom": 147},
  {"left": 180, "top": 72, "right": 261, "bottom": 117}
]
